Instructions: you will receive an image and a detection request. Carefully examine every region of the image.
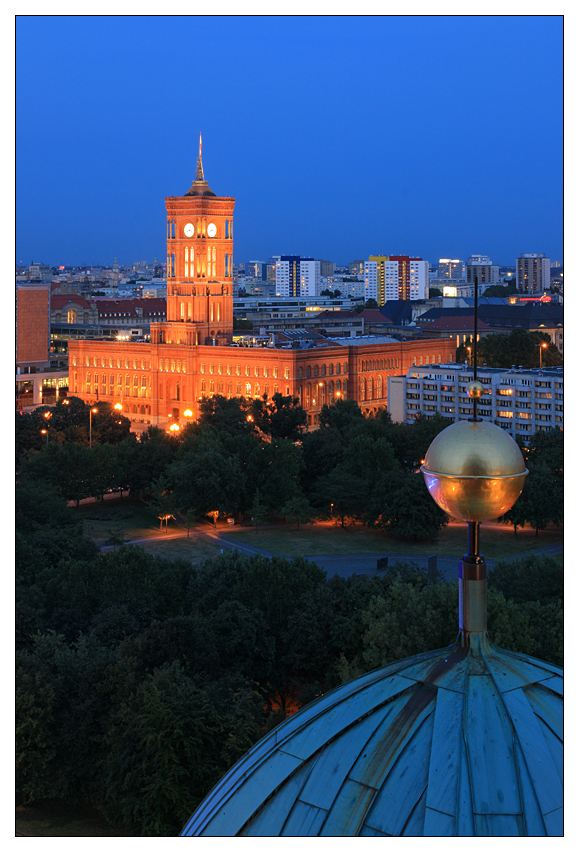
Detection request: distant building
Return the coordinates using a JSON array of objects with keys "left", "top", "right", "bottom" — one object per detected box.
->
[
  {"left": 388, "top": 363, "right": 563, "bottom": 437},
  {"left": 438, "top": 259, "right": 464, "bottom": 280},
  {"left": 275, "top": 256, "right": 320, "bottom": 297},
  {"left": 348, "top": 260, "right": 364, "bottom": 276},
  {"left": 466, "top": 255, "right": 500, "bottom": 286},
  {"left": 516, "top": 254, "right": 550, "bottom": 295},
  {"left": 245, "top": 260, "right": 267, "bottom": 281},
  {"left": 319, "top": 260, "right": 335, "bottom": 277},
  {"left": 28, "top": 262, "right": 52, "bottom": 281},
  {"left": 364, "top": 256, "right": 428, "bottom": 305},
  {"left": 17, "top": 283, "right": 50, "bottom": 367}
]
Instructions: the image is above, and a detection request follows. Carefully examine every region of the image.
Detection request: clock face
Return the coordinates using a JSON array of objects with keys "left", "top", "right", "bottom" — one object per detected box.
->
[
  {"left": 184, "top": 223, "right": 194, "bottom": 237},
  {"left": 207, "top": 222, "right": 217, "bottom": 238}
]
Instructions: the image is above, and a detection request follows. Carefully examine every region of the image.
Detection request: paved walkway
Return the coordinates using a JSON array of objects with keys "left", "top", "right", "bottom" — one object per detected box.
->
[{"left": 100, "top": 525, "right": 563, "bottom": 581}]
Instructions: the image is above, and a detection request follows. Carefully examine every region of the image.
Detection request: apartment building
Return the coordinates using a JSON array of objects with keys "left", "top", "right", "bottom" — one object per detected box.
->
[
  {"left": 387, "top": 364, "right": 563, "bottom": 438},
  {"left": 364, "top": 256, "right": 428, "bottom": 305}
]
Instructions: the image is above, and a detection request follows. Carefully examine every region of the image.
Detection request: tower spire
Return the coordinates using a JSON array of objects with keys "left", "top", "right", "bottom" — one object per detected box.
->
[{"left": 195, "top": 132, "right": 204, "bottom": 182}]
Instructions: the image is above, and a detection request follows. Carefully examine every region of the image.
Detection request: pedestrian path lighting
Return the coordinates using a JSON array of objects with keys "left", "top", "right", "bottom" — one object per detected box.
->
[
  {"left": 170, "top": 422, "right": 180, "bottom": 432},
  {"left": 89, "top": 406, "right": 98, "bottom": 448},
  {"left": 539, "top": 341, "right": 548, "bottom": 368},
  {"left": 41, "top": 428, "right": 48, "bottom": 446},
  {"left": 114, "top": 402, "right": 123, "bottom": 411}
]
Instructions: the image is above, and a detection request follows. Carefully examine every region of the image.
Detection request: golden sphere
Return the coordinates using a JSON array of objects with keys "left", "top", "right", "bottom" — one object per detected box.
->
[
  {"left": 467, "top": 381, "right": 484, "bottom": 399},
  {"left": 421, "top": 419, "right": 528, "bottom": 522}
]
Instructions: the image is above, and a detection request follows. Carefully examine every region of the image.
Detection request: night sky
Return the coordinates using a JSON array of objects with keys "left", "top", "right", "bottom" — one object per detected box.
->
[{"left": 16, "top": 15, "right": 563, "bottom": 269}]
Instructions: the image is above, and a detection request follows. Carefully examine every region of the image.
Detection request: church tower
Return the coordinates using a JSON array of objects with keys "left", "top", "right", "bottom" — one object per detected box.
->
[{"left": 165, "top": 134, "right": 235, "bottom": 344}]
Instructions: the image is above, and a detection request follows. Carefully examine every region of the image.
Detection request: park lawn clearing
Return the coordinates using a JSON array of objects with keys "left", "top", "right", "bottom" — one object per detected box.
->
[
  {"left": 137, "top": 536, "right": 223, "bottom": 565},
  {"left": 227, "top": 521, "right": 563, "bottom": 561},
  {"left": 16, "top": 803, "right": 128, "bottom": 837},
  {"left": 72, "top": 497, "right": 202, "bottom": 548}
]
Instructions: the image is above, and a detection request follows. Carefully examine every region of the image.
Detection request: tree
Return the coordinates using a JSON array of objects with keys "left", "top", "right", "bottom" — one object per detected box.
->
[
  {"left": 182, "top": 507, "right": 199, "bottom": 538},
  {"left": 250, "top": 488, "right": 269, "bottom": 530},
  {"left": 251, "top": 393, "right": 307, "bottom": 441},
  {"left": 488, "top": 554, "right": 563, "bottom": 606},
  {"left": 379, "top": 470, "right": 449, "bottom": 541},
  {"left": 319, "top": 398, "right": 364, "bottom": 435},
  {"left": 316, "top": 465, "right": 369, "bottom": 526},
  {"left": 504, "top": 463, "right": 563, "bottom": 536},
  {"left": 364, "top": 298, "right": 379, "bottom": 309},
  {"left": 145, "top": 473, "right": 177, "bottom": 531},
  {"left": 198, "top": 395, "right": 256, "bottom": 436},
  {"left": 428, "top": 288, "right": 442, "bottom": 298},
  {"left": 282, "top": 493, "right": 315, "bottom": 530}
]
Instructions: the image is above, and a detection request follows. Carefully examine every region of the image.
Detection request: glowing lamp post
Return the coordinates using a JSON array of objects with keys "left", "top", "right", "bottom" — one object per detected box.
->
[
  {"left": 89, "top": 407, "right": 98, "bottom": 448},
  {"left": 539, "top": 342, "right": 548, "bottom": 369},
  {"left": 41, "top": 428, "right": 48, "bottom": 446},
  {"left": 170, "top": 423, "right": 180, "bottom": 432}
]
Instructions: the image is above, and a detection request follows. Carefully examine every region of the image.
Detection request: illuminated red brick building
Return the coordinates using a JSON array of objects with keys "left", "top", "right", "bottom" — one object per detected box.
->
[{"left": 68, "top": 141, "right": 455, "bottom": 431}]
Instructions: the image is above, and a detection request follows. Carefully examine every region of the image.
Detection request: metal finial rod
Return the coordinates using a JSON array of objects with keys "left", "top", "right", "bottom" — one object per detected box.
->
[{"left": 195, "top": 132, "right": 204, "bottom": 181}]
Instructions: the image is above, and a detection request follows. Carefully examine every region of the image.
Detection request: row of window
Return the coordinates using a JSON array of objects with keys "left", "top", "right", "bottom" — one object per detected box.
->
[
  {"left": 412, "top": 354, "right": 443, "bottom": 366},
  {"left": 360, "top": 358, "right": 400, "bottom": 372},
  {"left": 359, "top": 376, "right": 384, "bottom": 402},
  {"left": 199, "top": 362, "right": 288, "bottom": 379},
  {"left": 76, "top": 356, "right": 152, "bottom": 370},
  {"left": 297, "top": 363, "right": 348, "bottom": 379},
  {"left": 199, "top": 381, "right": 285, "bottom": 399}
]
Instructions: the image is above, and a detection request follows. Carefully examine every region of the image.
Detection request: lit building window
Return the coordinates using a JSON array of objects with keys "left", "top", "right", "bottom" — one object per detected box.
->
[
  {"left": 255, "top": 366, "right": 259, "bottom": 377},
  {"left": 285, "top": 368, "right": 290, "bottom": 379},
  {"left": 274, "top": 367, "right": 279, "bottom": 378},
  {"left": 200, "top": 363, "right": 205, "bottom": 374}
]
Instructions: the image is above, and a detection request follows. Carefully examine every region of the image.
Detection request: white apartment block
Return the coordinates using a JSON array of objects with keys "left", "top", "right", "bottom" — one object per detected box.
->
[
  {"left": 387, "top": 364, "right": 563, "bottom": 438},
  {"left": 275, "top": 256, "right": 320, "bottom": 298},
  {"left": 364, "top": 258, "right": 428, "bottom": 304}
]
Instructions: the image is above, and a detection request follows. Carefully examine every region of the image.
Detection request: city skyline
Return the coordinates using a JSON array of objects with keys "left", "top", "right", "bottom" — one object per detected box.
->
[{"left": 16, "top": 16, "right": 563, "bottom": 267}]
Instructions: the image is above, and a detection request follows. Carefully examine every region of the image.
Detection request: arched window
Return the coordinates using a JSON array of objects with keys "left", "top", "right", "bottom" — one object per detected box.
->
[
  {"left": 425, "top": 355, "right": 429, "bottom": 365},
  {"left": 368, "top": 377, "right": 373, "bottom": 400},
  {"left": 298, "top": 367, "right": 303, "bottom": 379},
  {"left": 314, "top": 365, "right": 319, "bottom": 377},
  {"left": 336, "top": 363, "right": 341, "bottom": 374},
  {"left": 359, "top": 378, "right": 366, "bottom": 401},
  {"left": 321, "top": 365, "right": 326, "bottom": 376},
  {"left": 419, "top": 356, "right": 423, "bottom": 365},
  {"left": 307, "top": 366, "right": 311, "bottom": 378},
  {"left": 246, "top": 382, "right": 252, "bottom": 395},
  {"left": 377, "top": 375, "right": 383, "bottom": 398},
  {"left": 306, "top": 384, "right": 311, "bottom": 407},
  {"left": 329, "top": 364, "right": 334, "bottom": 375}
]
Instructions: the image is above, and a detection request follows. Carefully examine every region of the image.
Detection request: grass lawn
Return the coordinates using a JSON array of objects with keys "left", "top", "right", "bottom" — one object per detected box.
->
[
  {"left": 137, "top": 535, "right": 223, "bottom": 565},
  {"left": 227, "top": 521, "right": 563, "bottom": 561},
  {"left": 16, "top": 803, "right": 128, "bottom": 837},
  {"left": 72, "top": 497, "right": 198, "bottom": 549}
]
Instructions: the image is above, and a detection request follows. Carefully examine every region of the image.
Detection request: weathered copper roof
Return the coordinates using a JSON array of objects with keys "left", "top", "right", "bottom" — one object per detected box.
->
[{"left": 181, "top": 636, "right": 562, "bottom": 837}]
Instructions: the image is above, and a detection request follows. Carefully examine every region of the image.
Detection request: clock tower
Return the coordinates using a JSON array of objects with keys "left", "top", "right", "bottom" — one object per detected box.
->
[{"left": 165, "top": 134, "right": 235, "bottom": 344}]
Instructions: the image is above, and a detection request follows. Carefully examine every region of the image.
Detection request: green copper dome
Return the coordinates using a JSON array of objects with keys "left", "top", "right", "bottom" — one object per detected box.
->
[{"left": 181, "top": 635, "right": 562, "bottom": 837}]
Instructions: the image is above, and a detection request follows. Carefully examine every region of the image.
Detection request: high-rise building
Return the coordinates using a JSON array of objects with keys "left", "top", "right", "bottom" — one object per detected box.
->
[
  {"left": 275, "top": 256, "right": 320, "bottom": 297},
  {"left": 466, "top": 255, "right": 499, "bottom": 286},
  {"left": 364, "top": 256, "right": 428, "bottom": 305},
  {"left": 348, "top": 260, "right": 364, "bottom": 276},
  {"left": 438, "top": 259, "right": 464, "bottom": 280},
  {"left": 516, "top": 254, "right": 551, "bottom": 295},
  {"left": 319, "top": 260, "right": 335, "bottom": 278},
  {"left": 245, "top": 261, "right": 267, "bottom": 280}
]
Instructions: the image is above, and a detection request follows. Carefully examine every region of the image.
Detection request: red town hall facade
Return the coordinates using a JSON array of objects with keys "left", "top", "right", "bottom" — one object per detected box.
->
[{"left": 68, "top": 145, "right": 455, "bottom": 431}]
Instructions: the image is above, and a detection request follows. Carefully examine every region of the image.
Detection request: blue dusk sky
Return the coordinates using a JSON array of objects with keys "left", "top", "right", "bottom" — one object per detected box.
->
[{"left": 16, "top": 15, "right": 563, "bottom": 269}]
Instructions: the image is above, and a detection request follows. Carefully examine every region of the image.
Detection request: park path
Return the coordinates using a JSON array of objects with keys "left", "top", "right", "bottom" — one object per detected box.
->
[{"left": 100, "top": 524, "right": 563, "bottom": 581}]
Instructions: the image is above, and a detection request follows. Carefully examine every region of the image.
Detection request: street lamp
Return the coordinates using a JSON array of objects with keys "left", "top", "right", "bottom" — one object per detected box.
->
[
  {"left": 41, "top": 428, "right": 48, "bottom": 446},
  {"left": 183, "top": 409, "right": 193, "bottom": 417},
  {"left": 114, "top": 402, "right": 123, "bottom": 411},
  {"left": 169, "top": 423, "right": 180, "bottom": 432},
  {"left": 539, "top": 342, "right": 548, "bottom": 369},
  {"left": 466, "top": 346, "right": 472, "bottom": 368},
  {"left": 89, "top": 406, "right": 98, "bottom": 448}
]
